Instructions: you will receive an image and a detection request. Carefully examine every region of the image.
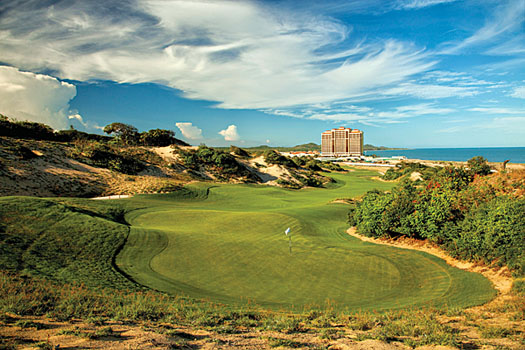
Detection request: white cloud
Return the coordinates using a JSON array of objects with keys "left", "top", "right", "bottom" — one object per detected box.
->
[
  {"left": 482, "top": 116, "right": 525, "bottom": 133},
  {"left": 468, "top": 107, "right": 524, "bottom": 114},
  {"left": 441, "top": 0, "right": 525, "bottom": 54},
  {"left": 68, "top": 113, "right": 104, "bottom": 131},
  {"left": 397, "top": 0, "right": 457, "bottom": 10},
  {"left": 485, "top": 34, "right": 525, "bottom": 56},
  {"left": 176, "top": 122, "right": 203, "bottom": 139},
  {"left": 383, "top": 82, "right": 478, "bottom": 98},
  {"left": 0, "top": 65, "right": 76, "bottom": 130},
  {"left": 510, "top": 86, "right": 525, "bottom": 99},
  {"left": 439, "top": 116, "right": 525, "bottom": 134},
  {"left": 268, "top": 102, "right": 455, "bottom": 124},
  {"left": 218, "top": 125, "right": 240, "bottom": 141},
  {"left": 0, "top": 0, "right": 434, "bottom": 110}
]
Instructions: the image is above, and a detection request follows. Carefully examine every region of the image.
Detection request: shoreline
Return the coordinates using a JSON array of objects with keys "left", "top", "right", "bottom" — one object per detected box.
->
[{"left": 344, "top": 157, "right": 525, "bottom": 171}]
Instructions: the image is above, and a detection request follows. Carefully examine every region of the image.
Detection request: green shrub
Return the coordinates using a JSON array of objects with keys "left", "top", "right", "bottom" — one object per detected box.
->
[
  {"left": 381, "top": 162, "right": 432, "bottom": 181},
  {"left": 455, "top": 197, "right": 525, "bottom": 275},
  {"left": 264, "top": 150, "right": 297, "bottom": 168},
  {"left": 70, "top": 141, "right": 145, "bottom": 175},
  {"left": 177, "top": 146, "right": 253, "bottom": 180},
  {"left": 230, "top": 145, "right": 250, "bottom": 157},
  {"left": 0, "top": 116, "right": 55, "bottom": 141},
  {"left": 351, "top": 162, "right": 524, "bottom": 276},
  {"left": 467, "top": 156, "right": 492, "bottom": 176},
  {"left": 139, "top": 129, "right": 176, "bottom": 146}
]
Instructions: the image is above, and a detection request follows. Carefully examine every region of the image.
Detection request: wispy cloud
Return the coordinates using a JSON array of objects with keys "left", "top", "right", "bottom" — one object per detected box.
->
[
  {"left": 440, "top": 0, "right": 525, "bottom": 54},
  {"left": 267, "top": 102, "right": 454, "bottom": 124},
  {"left": 396, "top": 0, "right": 457, "bottom": 10},
  {"left": 218, "top": 125, "right": 240, "bottom": 141},
  {"left": 176, "top": 122, "right": 203, "bottom": 139},
  {"left": 438, "top": 116, "right": 525, "bottom": 135},
  {"left": 485, "top": 34, "right": 525, "bottom": 56},
  {"left": 0, "top": 66, "right": 76, "bottom": 130},
  {"left": 0, "top": 0, "right": 434, "bottom": 111},
  {"left": 383, "top": 82, "right": 478, "bottom": 99},
  {"left": 509, "top": 86, "right": 525, "bottom": 99},
  {"left": 468, "top": 107, "right": 525, "bottom": 114}
]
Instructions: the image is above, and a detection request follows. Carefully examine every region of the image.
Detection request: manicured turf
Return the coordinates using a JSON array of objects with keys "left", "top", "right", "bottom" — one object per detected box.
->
[{"left": 116, "top": 169, "right": 496, "bottom": 311}]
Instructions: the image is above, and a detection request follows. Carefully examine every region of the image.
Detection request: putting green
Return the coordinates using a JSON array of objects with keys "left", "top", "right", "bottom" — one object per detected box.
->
[{"left": 117, "top": 169, "right": 496, "bottom": 311}]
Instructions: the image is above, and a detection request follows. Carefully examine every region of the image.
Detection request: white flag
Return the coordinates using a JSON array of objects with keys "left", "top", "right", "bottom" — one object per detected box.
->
[{"left": 285, "top": 227, "right": 290, "bottom": 235}]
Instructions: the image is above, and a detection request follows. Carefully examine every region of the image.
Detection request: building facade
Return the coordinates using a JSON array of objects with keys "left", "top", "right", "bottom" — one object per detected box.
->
[{"left": 321, "top": 127, "right": 363, "bottom": 157}]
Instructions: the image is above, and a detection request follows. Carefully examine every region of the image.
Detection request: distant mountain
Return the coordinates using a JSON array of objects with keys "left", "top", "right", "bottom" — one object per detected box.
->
[
  {"left": 216, "top": 143, "right": 403, "bottom": 152},
  {"left": 364, "top": 144, "right": 406, "bottom": 151},
  {"left": 216, "top": 143, "right": 320, "bottom": 152}
]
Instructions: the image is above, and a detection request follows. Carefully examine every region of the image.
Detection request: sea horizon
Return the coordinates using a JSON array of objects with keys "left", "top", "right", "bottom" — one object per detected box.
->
[{"left": 364, "top": 147, "right": 525, "bottom": 164}]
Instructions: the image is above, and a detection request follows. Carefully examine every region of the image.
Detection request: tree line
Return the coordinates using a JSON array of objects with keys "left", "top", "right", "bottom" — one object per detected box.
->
[{"left": 0, "top": 114, "right": 187, "bottom": 147}]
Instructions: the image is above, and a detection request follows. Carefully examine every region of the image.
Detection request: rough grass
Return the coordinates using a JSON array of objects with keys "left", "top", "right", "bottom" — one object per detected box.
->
[
  {"left": 117, "top": 170, "right": 496, "bottom": 311},
  {"left": 1, "top": 270, "right": 522, "bottom": 349},
  {"left": 0, "top": 196, "right": 136, "bottom": 290}
]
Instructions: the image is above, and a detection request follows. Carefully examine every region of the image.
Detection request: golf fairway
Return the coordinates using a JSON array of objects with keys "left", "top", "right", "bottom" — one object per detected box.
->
[{"left": 116, "top": 169, "right": 496, "bottom": 311}]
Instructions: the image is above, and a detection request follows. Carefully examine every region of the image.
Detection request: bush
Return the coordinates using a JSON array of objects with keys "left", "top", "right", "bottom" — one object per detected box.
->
[
  {"left": 454, "top": 197, "right": 525, "bottom": 275},
  {"left": 55, "top": 129, "right": 112, "bottom": 143},
  {"left": 71, "top": 141, "right": 145, "bottom": 175},
  {"left": 176, "top": 146, "right": 252, "bottom": 180},
  {"left": 350, "top": 163, "right": 525, "bottom": 276},
  {"left": 230, "top": 145, "right": 250, "bottom": 157},
  {"left": 140, "top": 129, "right": 178, "bottom": 146},
  {"left": 264, "top": 150, "right": 297, "bottom": 168},
  {"left": 467, "top": 156, "right": 491, "bottom": 176},
  {"left": 381, "top": 162, "right": 432, "bottom": 181},
  {"left": 0, "top": 115, "right": 55, "bottom": 141}
]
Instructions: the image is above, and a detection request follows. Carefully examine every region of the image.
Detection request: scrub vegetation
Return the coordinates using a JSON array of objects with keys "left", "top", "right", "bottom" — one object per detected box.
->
[
  {"left": 0, "top": 115, "right": 345, "bottom": 197},
  {"left": 349, "top": 157, "right": 525, "bottom": 278}
]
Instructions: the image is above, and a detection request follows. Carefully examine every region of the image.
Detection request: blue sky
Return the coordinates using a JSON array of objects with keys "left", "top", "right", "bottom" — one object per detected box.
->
[{"left": 0, "top": 0, "right": 523, "bottom": 147}]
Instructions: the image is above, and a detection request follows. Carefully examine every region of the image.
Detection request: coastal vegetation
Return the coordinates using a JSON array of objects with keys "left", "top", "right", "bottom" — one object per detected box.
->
[
  {"left": 0, "top": 115, "right": 523, "bottom": 348},
  {"left": 350, "top": 157, "right": 525, "bottom": 278},
  {"left": 0, "top": 115, "right": 345, "bottom": 197}
]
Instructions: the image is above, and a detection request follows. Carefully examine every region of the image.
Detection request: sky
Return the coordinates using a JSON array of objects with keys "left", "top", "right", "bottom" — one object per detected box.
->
[{"left": 0, "top": 0, "right": 524, "bottom": 148}]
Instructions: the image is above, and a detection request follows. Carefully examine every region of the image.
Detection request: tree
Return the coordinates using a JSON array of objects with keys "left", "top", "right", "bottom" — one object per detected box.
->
[{"left": 103, "top": 123, "right": 139, "bottom": 145}]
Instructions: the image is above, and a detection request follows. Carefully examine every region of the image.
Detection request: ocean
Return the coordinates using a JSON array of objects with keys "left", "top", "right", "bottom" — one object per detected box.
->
[{"left": 364, "top": 147, "right": 525, "bottom": 164}]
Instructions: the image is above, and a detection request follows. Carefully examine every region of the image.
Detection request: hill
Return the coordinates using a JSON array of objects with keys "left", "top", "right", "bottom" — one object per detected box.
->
[
  {"left": 216, "top": 142, "right": 403, "bottom": 152},
  {"left": 363, "top": 144, "right": 407, "bottom": 151},
  {"left": 215, "top": 142, "right": 321, "bottom": 152},
  {"left": 0, "top": 117, "right": 346, "bottom": 197}
]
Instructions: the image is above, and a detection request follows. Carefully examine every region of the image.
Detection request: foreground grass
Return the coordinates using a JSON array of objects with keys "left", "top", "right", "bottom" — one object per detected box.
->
[{"left": 1, "top": 271, "right": 523, "bottom": 349}]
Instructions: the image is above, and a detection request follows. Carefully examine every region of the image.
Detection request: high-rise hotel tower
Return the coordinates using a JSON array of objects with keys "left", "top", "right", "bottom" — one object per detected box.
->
[{"left": 321, "top": 127, "right": 363, "bottom": 157}]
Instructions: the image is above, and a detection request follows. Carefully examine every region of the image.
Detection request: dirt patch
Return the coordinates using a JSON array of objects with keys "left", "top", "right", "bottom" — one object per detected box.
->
[{"left": 0, "top": 314, "right": 416, "bottom": 350}]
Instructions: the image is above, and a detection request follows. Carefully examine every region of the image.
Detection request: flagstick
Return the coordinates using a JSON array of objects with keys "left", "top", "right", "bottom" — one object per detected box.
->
[{"left": 285, "top": 227, "right": 291, "bottom": 255}]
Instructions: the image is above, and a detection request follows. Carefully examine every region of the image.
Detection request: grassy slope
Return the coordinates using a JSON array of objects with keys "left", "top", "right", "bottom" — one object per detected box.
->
[
  {"left": 0, "top": 197, "right": 137, "bottom": 290},
  {"left": 117, "top": 169, "right": 495, "bottom": 311}
]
